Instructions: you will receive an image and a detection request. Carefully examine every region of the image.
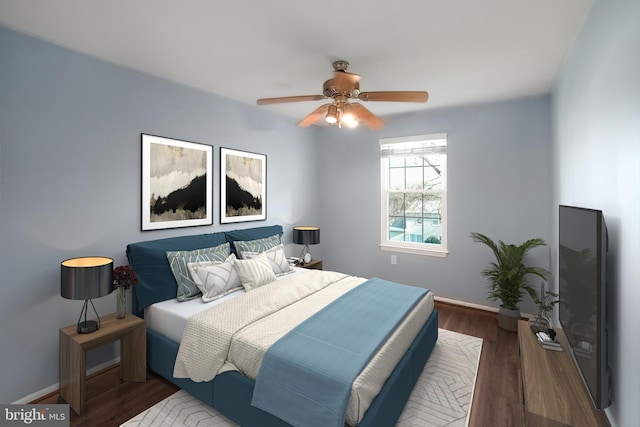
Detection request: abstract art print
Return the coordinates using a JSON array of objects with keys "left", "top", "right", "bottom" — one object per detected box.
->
[
  {"left": 141, "top": 134, "right": 213, "bottom": 230},
  {"left": 220, "top": 147, "right": 266, "bottom": 223}
]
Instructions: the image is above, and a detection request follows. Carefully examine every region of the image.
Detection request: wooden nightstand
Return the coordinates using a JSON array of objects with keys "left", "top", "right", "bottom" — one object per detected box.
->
[
  {"left": 300, "top": 259, "right": 322, "bottom": 270},
  {"left": 59, "top": 313, "right": 146, "bottom": 414}
]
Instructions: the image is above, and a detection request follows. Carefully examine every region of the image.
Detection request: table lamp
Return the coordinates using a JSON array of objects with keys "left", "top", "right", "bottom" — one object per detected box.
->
[
  {"left": 61, "top": 256, "right": 114, "bottom": 334},
  {"left": 293, "top": 226, "right": 320, "bottom": 264}
]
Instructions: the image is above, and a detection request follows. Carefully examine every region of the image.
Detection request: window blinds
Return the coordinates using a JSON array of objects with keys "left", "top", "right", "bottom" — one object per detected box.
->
[{"left": 379, "top": 133, "right": 447, "bottom": 158}]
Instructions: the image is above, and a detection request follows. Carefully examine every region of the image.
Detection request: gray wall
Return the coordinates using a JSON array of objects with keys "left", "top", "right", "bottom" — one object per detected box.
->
[
  {"left": 316, "top": 96, "right": 554, "bottom": 313},
  {"left": 4, "top": 3, "right": 637, "bottom": 423},
  {"left": 552, "top": 0, "right": 640, "bottom": 425},
  {"left": 0, "top": 26, "right": 320, "bottom": 403}
]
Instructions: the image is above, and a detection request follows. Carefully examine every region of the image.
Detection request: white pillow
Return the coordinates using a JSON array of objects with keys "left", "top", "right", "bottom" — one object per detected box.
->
[
  {"left": 242, "top": 244, "right": 293, "bottom": 277},
  {"left": 233, "top": 253, "right": 276, "bottom": 291},
  {"left": 187, "top": 254, "right": 242, "bottom": 302}
]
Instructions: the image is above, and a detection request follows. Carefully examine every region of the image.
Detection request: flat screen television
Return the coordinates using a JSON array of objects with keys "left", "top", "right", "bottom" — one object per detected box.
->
[{"left": 558, "top": 205, "right": 611, "bottom": 409}]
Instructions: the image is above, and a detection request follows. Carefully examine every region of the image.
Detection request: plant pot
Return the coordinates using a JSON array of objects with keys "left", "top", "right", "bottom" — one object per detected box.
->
[
  {"left": 528, "top": 313, "right": 552, "bottom": 333},
  {"left": 498, "top": 306, "right": 520, "bottom": 331}
]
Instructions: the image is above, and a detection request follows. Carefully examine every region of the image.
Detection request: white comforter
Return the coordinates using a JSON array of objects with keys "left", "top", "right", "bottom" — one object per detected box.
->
[{"left": 174, "top": 270, "right": 433, "bottom": 425}]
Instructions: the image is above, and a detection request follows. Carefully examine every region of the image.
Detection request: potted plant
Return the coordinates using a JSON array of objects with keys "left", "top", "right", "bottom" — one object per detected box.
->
[
  {"left": 470, "top": 232, "right": 550, "bottom": 331},
  {"left": 113, "top": 265, "right": 138, "bottom": 319},
  {"left": 529, "top": 282, "right": 559, "bottom": 332}
]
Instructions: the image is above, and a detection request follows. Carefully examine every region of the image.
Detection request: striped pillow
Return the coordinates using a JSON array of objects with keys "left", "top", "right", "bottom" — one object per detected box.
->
[
  {"left": 242, "top": 244, "right": 293, "bottom": 277},
  {"left": 166, "top": 243, "right": 230, "bottom": 301},
  {"left": 233, "top": 253, "right": 276, "bottom": 291},
  {"left": 233, "top": 234, "right": 281, "bottom": 258},
  {"left": 187, "top": 254, "right": 242, "bottom": 303}
]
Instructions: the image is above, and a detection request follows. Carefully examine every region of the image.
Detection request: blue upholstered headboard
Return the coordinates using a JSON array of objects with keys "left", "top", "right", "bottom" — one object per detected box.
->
[{"left": 126, "top": 225, "right": 283, "bottom": 317}]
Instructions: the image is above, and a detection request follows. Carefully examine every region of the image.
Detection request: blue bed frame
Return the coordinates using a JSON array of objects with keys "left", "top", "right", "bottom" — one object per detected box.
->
[{"left": 127, "top": 225, "right": 439, "bottom": 427}]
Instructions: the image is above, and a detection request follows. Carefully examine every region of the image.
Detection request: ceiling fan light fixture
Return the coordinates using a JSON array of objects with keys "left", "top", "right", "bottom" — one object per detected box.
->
[
  {"left": 341, "top": 103, "right": 358, "bottom": 128},
  {"left": 344, "top": 117, "right": 358, "bottom": 128},
  {"left": 325, "top": 104, "right": 338, "bottom": 124},
  {"left": 256, "top": 60, "right": 429, "bottom": 130}
]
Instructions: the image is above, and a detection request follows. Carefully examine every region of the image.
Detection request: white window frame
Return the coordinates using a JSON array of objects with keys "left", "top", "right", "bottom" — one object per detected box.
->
[{"left": 379, "top": 133, "right": 448, "bottom": 257}]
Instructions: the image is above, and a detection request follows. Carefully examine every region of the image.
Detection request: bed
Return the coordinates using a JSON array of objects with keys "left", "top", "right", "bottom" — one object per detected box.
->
[{"left": 127, "top": 225, "right": 438, "bottom": 427}]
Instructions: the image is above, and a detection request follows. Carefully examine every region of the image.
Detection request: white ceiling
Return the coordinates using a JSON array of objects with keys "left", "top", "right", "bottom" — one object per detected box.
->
[{"left": 0, "top": 0, "right": 593, "bottom": 122}]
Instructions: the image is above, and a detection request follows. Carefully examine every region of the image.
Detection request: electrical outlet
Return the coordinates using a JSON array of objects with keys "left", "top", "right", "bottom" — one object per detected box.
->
[{"left": 390, "top": 255, "right": 397, "bottom": 265}]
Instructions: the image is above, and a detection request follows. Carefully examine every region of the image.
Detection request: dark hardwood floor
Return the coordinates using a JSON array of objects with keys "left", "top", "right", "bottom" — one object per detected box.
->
[
  {"left": 438, "top": 301, "right": 523, "bottom": 427},
  {"left": 35, "top": 301, "right": 522, "bottom": 427}
]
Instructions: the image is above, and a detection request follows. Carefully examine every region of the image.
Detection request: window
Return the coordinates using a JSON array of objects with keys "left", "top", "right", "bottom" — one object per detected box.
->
[{"left": 379, "top": 133, "right": 448, "bottom": 257}]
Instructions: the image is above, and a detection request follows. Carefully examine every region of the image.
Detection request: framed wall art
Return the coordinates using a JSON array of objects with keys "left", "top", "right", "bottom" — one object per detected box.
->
[
  {"left": 220, "top": 147, "right": 266, "bottom": 223},
  {"left": 141, "top": 134, "right": 213, "bottom": 231}
]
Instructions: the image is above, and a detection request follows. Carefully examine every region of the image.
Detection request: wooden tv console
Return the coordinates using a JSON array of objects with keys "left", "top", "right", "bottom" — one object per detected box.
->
[{"left": 517, "top": 320, "right": 610, "bottom": 426}]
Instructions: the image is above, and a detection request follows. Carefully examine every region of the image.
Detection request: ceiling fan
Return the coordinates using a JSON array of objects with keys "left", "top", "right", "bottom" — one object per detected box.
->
[{"left": 256, "top": 60, "right": 429, "bottom": 130}]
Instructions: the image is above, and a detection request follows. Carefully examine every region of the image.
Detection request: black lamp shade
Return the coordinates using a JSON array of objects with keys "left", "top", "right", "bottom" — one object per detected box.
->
[
  {"left": 61, "top": 257, "right": 114, "bottom": 300},
  {"left": 293, "top": 226, "right": 320, "bottom": 245}
]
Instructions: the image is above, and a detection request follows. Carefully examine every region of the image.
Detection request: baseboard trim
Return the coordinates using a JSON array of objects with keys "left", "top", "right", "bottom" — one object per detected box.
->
[
  {"left": 434, "top": 296, "right": 533, "bottom": 318},
  {"left": 434, "top": 295, "right": 499, "bottom": 312},
  {"left": 14, "top": 357, "right": 120, "bottom": 404}
]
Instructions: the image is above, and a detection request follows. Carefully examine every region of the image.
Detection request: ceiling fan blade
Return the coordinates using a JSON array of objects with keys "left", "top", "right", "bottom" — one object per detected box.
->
[
  {"left": 351, "top": 103, "right": 384, "bottom": 130},
  {"left": 358, "top": 91, "right": 429, "bottom": 103},
  {"left": 256, "top": 95, "right": 325, "bottom": 105},
  {"left": 298, "top": 104, "right": 331, "bottom": 127}
]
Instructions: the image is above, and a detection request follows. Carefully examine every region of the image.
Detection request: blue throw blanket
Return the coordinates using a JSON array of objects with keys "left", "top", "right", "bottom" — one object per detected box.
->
[{"left": 251, "top": 278, "right": 428, "bottom": 427}]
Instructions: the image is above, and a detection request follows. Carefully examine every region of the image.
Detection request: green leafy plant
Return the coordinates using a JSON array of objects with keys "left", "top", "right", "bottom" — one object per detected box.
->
[
  {"left": 532, "top": 282, "right": 559, "bottom": 315},
  {"left": 470, "top": 232, "right": 550, "bottom": 310}
]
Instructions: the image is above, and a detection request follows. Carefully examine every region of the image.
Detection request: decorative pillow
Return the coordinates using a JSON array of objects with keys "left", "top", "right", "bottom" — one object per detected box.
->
[
  {"left": 242, "top": 244, "right": 293, "bottom": 277},
  {"left": 187, "top": 254, "right": 242, "bottom": 303},
  {"left": 233, "top": 234, "right": 282, "bottom": 259},
  {"left": 166, "top": 243, "right": 231, "bottom": 301},
  {"left": 233, "top": 253, "right": 277, "bottom": 291}
]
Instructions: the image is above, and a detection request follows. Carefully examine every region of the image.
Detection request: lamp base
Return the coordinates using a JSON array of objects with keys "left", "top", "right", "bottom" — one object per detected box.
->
[
  {"left": 76, "top": 299, "right": 101, "bottom": 334},
  {"left": 77, "top": 320, "right": 99, "bottom": 334},
  {"left": 299, "top": 245, "right": 312, "bottom": 265}
]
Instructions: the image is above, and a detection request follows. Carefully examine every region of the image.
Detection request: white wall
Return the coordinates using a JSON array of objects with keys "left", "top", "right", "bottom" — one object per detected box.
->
[
  {"left": 0, "top": 26, "right": 320, "bottom": 404},
  {"left": 316, "top": 96, "right": 554, "bottom": 315},
  {"left": 552, "top": 0, "right": 640, "bottom": 425}
]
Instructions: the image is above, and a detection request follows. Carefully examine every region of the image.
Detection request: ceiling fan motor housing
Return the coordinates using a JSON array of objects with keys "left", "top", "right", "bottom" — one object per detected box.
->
[{"left": 323, "top": 78, "right": 360, "bottom": 98}]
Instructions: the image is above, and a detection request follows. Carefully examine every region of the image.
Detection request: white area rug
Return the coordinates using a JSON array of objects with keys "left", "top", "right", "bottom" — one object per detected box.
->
[{"left": 122, "top": 329, "right": 482, "bottom": 427}]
